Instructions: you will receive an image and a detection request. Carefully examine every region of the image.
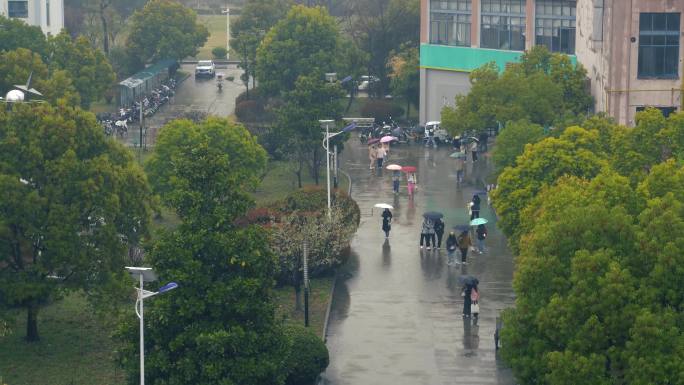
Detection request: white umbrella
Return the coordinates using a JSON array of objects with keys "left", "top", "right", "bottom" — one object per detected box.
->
[
  {"left": 386, "top": 164, "right": 402, "bottom": 171},
  {"left": 380, "top": 135, "right": 398, "bottom": 143},
  {"left": 374, "top": 203, "right": 394, "bottom": 209}
]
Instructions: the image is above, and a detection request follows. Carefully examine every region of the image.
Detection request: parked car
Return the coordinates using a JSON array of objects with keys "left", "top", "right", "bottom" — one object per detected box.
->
[
  {"left": 358, "top": 75, "right": 380, "bottom": 91},
  {"left": 424, "top": 121, "right": 450, "bottom": 144},
  {"left": 195, "top": 60, "right": 216, "bottom": 77}
]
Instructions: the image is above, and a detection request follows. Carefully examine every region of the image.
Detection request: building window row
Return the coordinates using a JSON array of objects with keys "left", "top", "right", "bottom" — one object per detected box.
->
[
  {"left": 638, "top": 13, "right": 680, "bottom": 79},
  {"left": 430, "top": 13, "right": 472, "bottom": 47},
  {"left": 8, "top": 1, "right": 29, "bottom": 18}
]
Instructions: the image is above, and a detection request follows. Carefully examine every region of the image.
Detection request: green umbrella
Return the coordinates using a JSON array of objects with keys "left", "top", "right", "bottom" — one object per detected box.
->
[
  {"left": 450, "top": 151, "right": 466, "bottom": 158},
  {"left": 470, "top": 218, "right": 488, "bottom": 226}
]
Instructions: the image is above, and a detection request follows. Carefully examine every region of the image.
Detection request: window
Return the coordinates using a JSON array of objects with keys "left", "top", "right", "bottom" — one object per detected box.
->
[
  {"left": 8, "top": 1, "right": 29, "bottom": 18},
  {"left": 481, "top": 0, "right": 526, "bottom": 51},
  {"left": 638, "top": 13, "right": 680, "bottom": 79},
  {"left": 430, "top": 0, "right": 471, "bottom": 47},
  {"left": 535, "top": 0, "right": 576, "bottom": 54}
]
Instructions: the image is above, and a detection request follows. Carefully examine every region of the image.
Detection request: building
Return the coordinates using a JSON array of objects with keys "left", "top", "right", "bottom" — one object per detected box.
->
[
  {"left": 419, "top": 0, "right": 683, "bottom": 126},
  {"left": 0, "top": 0, "right": 64, "bottom": 36}
]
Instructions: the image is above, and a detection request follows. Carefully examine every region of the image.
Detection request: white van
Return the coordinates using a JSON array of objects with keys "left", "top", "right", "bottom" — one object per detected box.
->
[{"left": 424, "top": 121, "right": 450, "bottom": 144}]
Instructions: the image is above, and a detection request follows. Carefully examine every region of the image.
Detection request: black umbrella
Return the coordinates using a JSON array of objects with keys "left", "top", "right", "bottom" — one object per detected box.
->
[
  {"left": 423, "top": 211, "right": 444, "bottom": 220},
  {"left": 458, "top": 275, "right": 479, "bottom": 287}
]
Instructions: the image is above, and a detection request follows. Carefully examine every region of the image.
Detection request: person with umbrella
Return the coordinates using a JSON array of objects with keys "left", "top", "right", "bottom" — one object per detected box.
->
[
  {"left": 392, "top": 170, "right": 401, "bottom": 193},
  {"left": 368, "top": 144, "right": 377, "bottom": 170},
  {"left": 376, "top": 145, "right": 387, "bottom": 169},
  {"left": 471, "top": 194, "right": 481, "bottom": 219},
  {"left": 457, "top": 230, "right": 472, "bottom": 264},
  {"left": 470, "top": 139, "right": 478, "bottom": 162},
  {"left": 420, "top": 217, "right": 433, "bottom": 250},
  {"left": 446, "top": 231, "right": 458, "bottom": 266},
  {"left": 382, "top": 208, "right": 393, "bottom": 238},
  {"left": 460, "top": 275, "right": 479, "bottom": 318},
  {"left": 476, "top": 223, "right": 487, "bottom": 254},
  {"left": 434, "top": 218, "right": 445, "bottom": 249},
  {"left": 455, "top": 155, "right": 465, "bottom": 184}
]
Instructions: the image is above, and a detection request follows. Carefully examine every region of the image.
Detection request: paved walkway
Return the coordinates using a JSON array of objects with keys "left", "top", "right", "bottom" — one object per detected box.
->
[{"left": 319, "top": 142, "right": 516, "bottom": 385}]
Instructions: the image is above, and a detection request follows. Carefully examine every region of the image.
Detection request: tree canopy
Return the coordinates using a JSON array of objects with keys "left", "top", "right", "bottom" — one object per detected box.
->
[
  {"left": 0, "top": 15, "right": 48, "bottom": 56},
  {"left": 494, "top": 110, "right": 684, "bottom": 384},
  {"left": 126, "top": 0, "right": 208, "bottom": 64},
  {"left": 256, "top": 5, "right": 339, "bottom": 96},
  {"left": 441, "top": 46, "right": 592, "bottom": 136},
  {"left": 0, "top": 104, "right": 153, "bottom": 341},
  {"left": 388, "top": 43, "right": 419, "bottom": 118}
]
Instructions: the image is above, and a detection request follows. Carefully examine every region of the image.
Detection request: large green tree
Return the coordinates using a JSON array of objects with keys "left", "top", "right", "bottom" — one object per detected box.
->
[
  {"left": 256, "top": 5, "right": 340, "bottom": 96},
  {"left": 0, "top": 15, "right": 48, "bottom": 56},
  {"left": 388, "top": 43, "right": 419, "bottom": 118},
  {"left": 48, "top": 32, "right": 116, "bottom": 108},
  {"left": 491, "top": 119, "right": 545, "bottom": 175},
  {"left": 117, "top": 117, "right": 289, "bottom": 384},
  {"left": 0, "top": 104, "right": 153, "bottom": 341},
  {"left": 126, "top": 0, "right": 208, "bottom": 65}
]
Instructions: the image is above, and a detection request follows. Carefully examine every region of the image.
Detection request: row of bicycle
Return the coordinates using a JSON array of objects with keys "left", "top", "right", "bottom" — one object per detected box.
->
[{"left": 97, "top": 78, "right": 177, "bottom": 137}]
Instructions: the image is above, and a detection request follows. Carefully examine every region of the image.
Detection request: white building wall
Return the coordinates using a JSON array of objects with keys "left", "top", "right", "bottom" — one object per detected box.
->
[
  {"left": 0, "top": 0, "right": 64, "bottom": 36},
  {"left": 420, "top": 68, "right": 472, "bottom": 124}
]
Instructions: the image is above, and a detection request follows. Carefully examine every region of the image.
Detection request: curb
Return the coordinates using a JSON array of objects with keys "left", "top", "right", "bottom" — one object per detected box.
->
[
  {"left": 321, "top": 270, "right": 338, "bottom": 342},
  {"left": 340, "top": 169, "right": 353, "bottom": 196}
]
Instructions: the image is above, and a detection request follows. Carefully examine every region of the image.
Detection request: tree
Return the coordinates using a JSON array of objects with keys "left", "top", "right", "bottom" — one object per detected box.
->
[
  {"left": 0, "top": 15, "right": 48, "bottom": 56},
  {"left": 126, "top": 0, "right": 209, "bottom": 65},
  {"left": 388, "top": 43, "right": 419, "bottom": 118},
  {"left": 117, "top": 117, "right": 289, "bottom": 384},
  {"left": 231, "top": 0, "right": 291, "bottom": 94},
  {"left": 0, "top": 48, "right": 81, "bottom": 106},
  {"left": 0, "top": 104, "right": 153, "bottom": 341},
  {"left": 256, "top": 5, "right": 340, "bottom": 96},
  {"left": 276, "top": 75, "right": 344, "bottom": 185},
  {"left": 491, "top": 119, "right": 545, "bottom": 175},
  {"left": 48, "top": 32, "right": 116, "bottom": 108}
]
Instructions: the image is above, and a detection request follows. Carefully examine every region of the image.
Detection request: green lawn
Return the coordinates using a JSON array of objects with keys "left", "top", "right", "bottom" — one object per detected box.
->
[
  {"left": 274, "top": 276, "right": 335, "bottom": 338},
  {"left": 0, "top": 293, "right": 125, "bottom": 385},
  {"left": 194, "top": 15, "right": 239, "bottom": 60}
]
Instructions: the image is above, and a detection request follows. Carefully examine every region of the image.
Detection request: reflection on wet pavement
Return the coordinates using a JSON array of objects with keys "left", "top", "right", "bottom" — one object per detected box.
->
[{"left": 320, "top": 141, "right": 516, "bottom": 385}]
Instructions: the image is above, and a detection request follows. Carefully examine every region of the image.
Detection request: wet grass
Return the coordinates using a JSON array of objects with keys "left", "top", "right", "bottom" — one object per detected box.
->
[
  {"left": 274, "top": 276, "right": 335, "bottom": 338},
  {"left": 195, "top": 15, "right": 239, "bottom": 60},
  {"left": 0, "top": 293, "right": 125, "bottom": 385}
]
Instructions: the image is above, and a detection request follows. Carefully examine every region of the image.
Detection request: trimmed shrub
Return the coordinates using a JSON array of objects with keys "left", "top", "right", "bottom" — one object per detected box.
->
[
  {"left": 211, "top": 46, "right": 228, "bottom": 59},
  {"left": 284, "top": 325, "right": 329, "bottom": 385},
  {"left": 360, "top": 99, "right": 404, "bottom": 123}
]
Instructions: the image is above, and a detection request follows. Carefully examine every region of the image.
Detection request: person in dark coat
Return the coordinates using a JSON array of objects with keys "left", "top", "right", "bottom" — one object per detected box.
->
[
  {"left": 463, "top": 284, "right": 472, "bottom": 317},
  {"left": 471, "top": 195, "right": 481, "bottom": 219},
  {"left": 382, "top": 208, "right": 392, "bottom": 238},
  {"left": 434, "top": 218, "right": 445, "bottom": 249},
  {"left": 476, "top": 224, "right": 487, "bottom": 253},
  {"left": 446, "top": 232, "right": 458, "bottom": 266},
  {"left": 457, "top": 231, "right": 471, "bottom": 264},
  {"left": 420, "top": 218, "right": 433, "bottom": 250}
]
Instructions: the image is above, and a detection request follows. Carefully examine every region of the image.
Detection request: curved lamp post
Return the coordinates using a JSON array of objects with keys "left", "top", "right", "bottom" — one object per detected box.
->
[
  {"left": 319, "top": 121, "right": 357, "bottom": 219},
  {"left": 125, "top": 267, "right": 178, "bottom": 385}
]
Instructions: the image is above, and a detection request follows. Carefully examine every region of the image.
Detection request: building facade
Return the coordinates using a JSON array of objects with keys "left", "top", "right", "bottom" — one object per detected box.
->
[
  {"left": 0, "top": 0, "right": 64, "bottom": 36},
  {"left": 420, "top": 0, "right": 683, "bottom": 126}
]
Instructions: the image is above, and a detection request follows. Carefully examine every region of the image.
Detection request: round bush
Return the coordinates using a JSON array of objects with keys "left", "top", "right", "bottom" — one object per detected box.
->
[
  {"left": 235, "top": 99, "right": 264, "bottom": 122},
  {"left": 284, "top": 325, "right": 329, "bottom": 385},
  {"left": 211, "top": 46, "right": 228, "bottom": 59}
]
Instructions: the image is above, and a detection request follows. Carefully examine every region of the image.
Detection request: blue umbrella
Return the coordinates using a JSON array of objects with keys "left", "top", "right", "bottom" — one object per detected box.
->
[{"left": 470, "top": 218, "right": 488, "bottom": 226}]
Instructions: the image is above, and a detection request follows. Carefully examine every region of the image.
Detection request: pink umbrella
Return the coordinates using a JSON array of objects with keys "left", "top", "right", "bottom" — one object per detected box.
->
[{"left": 380, "top": 135, "right": 397, "bottom": 143}]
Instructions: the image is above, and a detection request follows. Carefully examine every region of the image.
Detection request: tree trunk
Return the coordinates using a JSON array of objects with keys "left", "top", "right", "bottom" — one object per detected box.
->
[
  {"left": 313, "top": 148, "right": 320, "bottom": 185},
  {"left": 26, "top": 304, "right": 39, "bottom": 342},
  {"left": 294, "top": 281, "right": 302, "bottom": 311},
  {"left": 406, "top": 99, "right": 410, "bottom": 119},
  {"left": 295, "top": 158, "right": 303, "bottom": 188},
  {"left": 100, "top": 3, "right": 109, "bottom": 55},
  {"left": 345, "top": 87, "right": 354, "bottom": 114}
]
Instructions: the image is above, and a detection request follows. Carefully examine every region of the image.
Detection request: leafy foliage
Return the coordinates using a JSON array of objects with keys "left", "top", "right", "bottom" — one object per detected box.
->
[
  {"left": 441, "top": 46, "right": 592, "bottom": 136},
  {"left": 211, "top": 46, "right": 228, "bottom": 59},
  {"left": 0, "top": 104, "right": 152, "bottom": 341},
  {"left": 388, "top": 44, "right": 419, "bottom": 117},
  {"left": 0, "top": 15, "right": 48, "bottom": 56},
  {"left": 495, "top": 110, "right": 684, "bottom": 384},
  {"left": 284, "top": 325, "right": 329, "bottom": 385},
  {"left": 360, "top": 99, "right": 404, "bottom": 123},
  {"left": 491, "top": 119, "right": 545, "bottom": 175},
  {"left": 126, "top": 0, "right": 209, "bottom": 64},
  {"left": 256, "top": 5, "right": 339, "bottom": 96}
]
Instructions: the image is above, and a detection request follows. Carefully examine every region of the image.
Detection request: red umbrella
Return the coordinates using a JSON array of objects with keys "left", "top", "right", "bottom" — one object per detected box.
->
[
  {"left": 367, "top": 138, "right": 380, "bottom": 145},
  {"left": 402, "top": 166, "right": 417, "bottom": 172}
]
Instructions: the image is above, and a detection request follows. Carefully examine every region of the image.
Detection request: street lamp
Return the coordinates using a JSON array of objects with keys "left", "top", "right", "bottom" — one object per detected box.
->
[
  {"left": 319, "top": 121, "right": 357, "bottom": 218},
  {"left": 222, "top": 8, "right": 230, "bottom": 60},
  {"left": 125, "top": 267, "right": 179, "bottom": 385}
]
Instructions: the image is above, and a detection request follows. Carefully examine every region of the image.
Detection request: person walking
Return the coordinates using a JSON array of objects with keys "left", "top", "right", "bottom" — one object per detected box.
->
[
  {"left": 455, "top": 155, "right": 465, "bottom": 184},
  {"left": 407, "top": 172, "right": 416, "bottom": 198},
  {"left": 452, "top": 135, "right": 461, "bottom": 150},
  {"left": 457, "top": 230, "right": 471, "bottom": 264},
  {"left": 420, "top": 218, "right": 433, "bottom": 250},
  {"left": 434, "top": 218, "right": 445, "bottom": 249},
  {"left": 471, "top": 195, "right": 481, "bottom": 219},
  {"left": 381, "top": 208, "right": 392, "bottom": 238},
  {"left": 446, "top": 232, "right": 458, "bottom": 266},
  {"left": 376, "top": 145, "right": 386, "bottom": 169},
  {"left": 427, "top": 219, "right": 436, "bottom": 250},
  {"left": 392, "top": 170, "right": 401, "bottom": 194},
  {"left": 462, "top": 283, "right": 472, "bottom": 318},
  {"left": 368, "top": 145, "right": 377, "bottom": 170},
  {"left": 470, "top": 140, "right": 478, "bottom": 162},
  {"left": 476, "top": 224, "right": 487, "bottom": 254},
  {"left": 471, "top": 285, "right": 480, "bottom": 320}
]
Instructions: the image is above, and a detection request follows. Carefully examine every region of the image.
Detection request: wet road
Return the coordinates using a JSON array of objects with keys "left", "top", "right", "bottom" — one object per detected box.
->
[
  {"left": 319, "top": 141, "right": 516, "bottom": 385},
  {"left": 124, "top": 64, "right": 245, "bottom": 147}
]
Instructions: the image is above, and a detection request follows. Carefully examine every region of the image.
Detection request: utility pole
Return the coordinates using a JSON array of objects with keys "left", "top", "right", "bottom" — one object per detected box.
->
[
  {"left": 303, "top": 239, "right": 309, "bottom": 327},
  {"left": 333, "top": 144, "right": 338, "bottom": 189}
]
